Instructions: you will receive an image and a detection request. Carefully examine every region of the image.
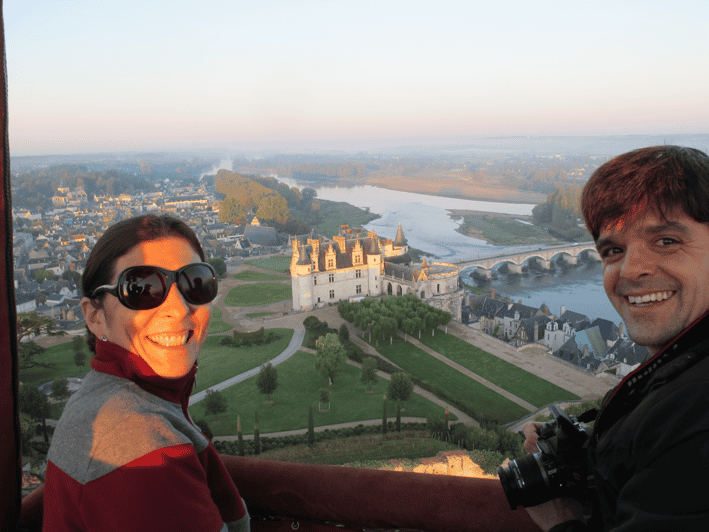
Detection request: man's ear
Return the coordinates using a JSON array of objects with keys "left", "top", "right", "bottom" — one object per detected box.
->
[{"left": 81, "top": 297, "right": 107, "bottom": 339}]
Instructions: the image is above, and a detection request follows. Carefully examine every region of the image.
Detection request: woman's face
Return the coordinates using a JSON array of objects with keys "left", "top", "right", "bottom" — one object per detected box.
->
[{"left": 84, "top": 237, "right": 212, "bottom": 378}]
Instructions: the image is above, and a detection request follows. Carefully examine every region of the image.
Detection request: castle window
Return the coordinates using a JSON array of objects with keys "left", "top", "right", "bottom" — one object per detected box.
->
[
  {"left": 329, "top": 273, "right": 334, "bottom": 283},
  {"left": 314, "top": 277, "right": 317, "bottom": 285},
  {"left": 329, "top": 290, "right": 335, "bottom": 299},
  {"left": 356, "top": 269, "right": 361, "bottom": 278},
  {"left": 437, "top": 284, "right": 440, "bottom": 293},
  {"left": 356, "top": 284, "right": 362, "bottom": 294},
  {"left": 327, "top": 259, "right": 334, "bottom": 268}
]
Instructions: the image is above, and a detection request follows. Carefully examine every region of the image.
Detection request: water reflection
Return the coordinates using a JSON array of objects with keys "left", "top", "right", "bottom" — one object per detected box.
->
[{"left": 464, "top": 262, "right": 621, "bottom": 323}]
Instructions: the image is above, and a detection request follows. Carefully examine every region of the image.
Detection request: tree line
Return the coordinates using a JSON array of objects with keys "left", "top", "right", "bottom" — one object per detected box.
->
[
  {"left": 531, "top": 184, "right": 589, "bottom": 241},
  {"left": 338, "top": 294, "right": 452, "bottom": 345}
]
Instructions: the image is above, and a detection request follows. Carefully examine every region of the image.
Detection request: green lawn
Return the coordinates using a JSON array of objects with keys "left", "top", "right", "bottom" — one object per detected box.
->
[
  {"left": 365, "top": 335, "right": 529, "bottom": 423},
  {"left": 19, "top": 338, "right": 89, "bottom": 388},
  {"left": 234, "top": 270, "right": 289, "bottom": 281},
  {"left": 207, "top": 307, "right": 232, "bottom": 334},
  {"left": 417, "top": 332, "right": 580, "bottom": 407},
  {"left": 246, "top": 256, "right": 291, "bottom": 272},
  {"left": 224, "top": 283, "right": 292, "bottom": 307},
  {"left": 189, "top": 351, "right": 454, "bottom": 436},
  {"left": 194, "top": 329, "right": 294, "bottom": 394}
]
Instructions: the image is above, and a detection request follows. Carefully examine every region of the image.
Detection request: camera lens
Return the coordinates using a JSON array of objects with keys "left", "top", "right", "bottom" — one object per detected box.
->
[{"left": 498, "top": 452, "right": 560, "bottom": 510}]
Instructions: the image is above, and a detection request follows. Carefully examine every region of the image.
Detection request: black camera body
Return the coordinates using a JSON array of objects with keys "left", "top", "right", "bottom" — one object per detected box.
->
[{"left": 497, "top": 404, "right": 592, "bottom": 510}]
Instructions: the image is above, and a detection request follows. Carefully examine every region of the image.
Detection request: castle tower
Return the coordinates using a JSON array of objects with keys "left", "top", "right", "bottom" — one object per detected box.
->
[
  {"left": 292, "top": 245, "right": 314, "bottom": 311},
  {"left": 394, "top": 222, "right": 408, "bottom": 249}
]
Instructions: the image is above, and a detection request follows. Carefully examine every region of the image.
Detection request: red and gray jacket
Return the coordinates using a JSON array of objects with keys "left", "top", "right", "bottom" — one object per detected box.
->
[{"left": 43, "top": 340, "right": 249, "bottom": 532}]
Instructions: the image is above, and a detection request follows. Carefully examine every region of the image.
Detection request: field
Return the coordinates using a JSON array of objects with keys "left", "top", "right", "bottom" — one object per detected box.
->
[
  {"left": 207, "top": 307, "right": 232, "bottom": 334},
  {"left": 365, "top": 335, "right": 530, "bottom": 423},
  {"left": 192, "top": 329, "right": 294, "bottom": 394},
  {"left": 416, "top": 332, "right": 580, "bottom": 407},
  {"left": 449, "top": 210, "right": 560, "bottom": 246},
  {"left": 234, "top": 270, "right": 288, "bottom": 281},
  {"left": 224, "top": 283, "right": 292, "bottom": 307},
  {"left": 188, "top": 350, "right": 454, "bottom": 436},
  {"left": 246, "top": 256, "right": 291, "bottom": 272}
]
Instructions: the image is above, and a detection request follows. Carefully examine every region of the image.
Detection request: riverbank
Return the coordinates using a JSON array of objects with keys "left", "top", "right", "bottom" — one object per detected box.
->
[
  {"left": 365, "top": 174, "right": 547, "bottom": 205},
  {"left": 448, "top": 209, "right": 563, "bottom": 246}
]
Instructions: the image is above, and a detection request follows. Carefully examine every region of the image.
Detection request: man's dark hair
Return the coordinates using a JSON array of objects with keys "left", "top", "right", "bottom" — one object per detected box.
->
[
  {"left": 581, "top": 145, "right": 709, "bottom": 241},
  {"left": 82, "top": 214, "right": 205, "bottom": 353}
]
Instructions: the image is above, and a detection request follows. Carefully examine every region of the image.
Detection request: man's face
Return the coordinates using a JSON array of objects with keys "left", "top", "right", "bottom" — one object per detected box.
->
[{"left": 597, "top": 208, "right": 709, "bottom": 355}]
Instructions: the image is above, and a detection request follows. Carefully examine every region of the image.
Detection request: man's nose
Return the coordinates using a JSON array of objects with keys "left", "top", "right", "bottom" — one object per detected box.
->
[{"left": 620, "top": 243, "right": 655, "bottom": 279}]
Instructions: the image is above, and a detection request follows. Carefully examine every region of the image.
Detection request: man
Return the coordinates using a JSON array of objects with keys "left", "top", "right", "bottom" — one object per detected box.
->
[{"left": 524, "top": 145, "right": 709, "bottom": 531}]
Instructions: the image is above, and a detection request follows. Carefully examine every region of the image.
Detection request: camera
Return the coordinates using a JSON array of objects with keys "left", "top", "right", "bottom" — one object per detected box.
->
[{"left": 497, "top": 404, "right": 592, "bottom": 510}]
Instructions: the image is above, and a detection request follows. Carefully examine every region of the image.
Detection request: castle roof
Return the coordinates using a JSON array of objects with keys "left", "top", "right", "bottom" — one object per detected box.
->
[{"left": 394, "top": 222, "right": 407, "bottom": 246}]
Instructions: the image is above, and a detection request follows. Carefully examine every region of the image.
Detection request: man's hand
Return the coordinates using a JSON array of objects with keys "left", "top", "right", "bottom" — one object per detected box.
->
[
  {"left": 521, "top": 421, "right": 544, "bottom": 453},
  {"left": 520, "top": 422, "right": 584, "bottom": 531},
  {"left": 525, "top": 497, "right": 584, "bottom": 532}
]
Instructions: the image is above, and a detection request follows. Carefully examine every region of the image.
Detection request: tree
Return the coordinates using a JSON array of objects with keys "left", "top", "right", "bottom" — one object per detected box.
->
[
  {"left": 360, "top": 357, "right": 378, "bottom": 392},
  {"left": 62, "top": 269, "right": 81, "bottom": 284},
  {"left": 381, "top": 399, "right": 388, "bottom": 435},
  {"left": 74, "top": 350, "right": 86, "bottom": 368},
  {"left": 388, "top": 372, "right": 413, "bottom": 406},
  {"left": 51, "top": 377, "right": 70, "bottom": 401},
  {"left": 206, "top": 257, "right": 227, "bottom": 276},
  {"left": 257, "top": 362, "right": 278, "bottom": 401},
  {"left": 315, "top": 333, "right": 347, "bottom": 385},
  {"left": 33, "top": 269, "right": 58, "bottom": 282},
  {"left": 218, "top": 197, "right": 247, "bottom": 223},
  {"left": 319, "top": 388, "right": 331, "bottom": 410},
  {"left": 18, "top": 341, "right": 50, "bottom": 370},
  {"left": 195, "top": 419, "right": 213, "bottom": 442},
  {"left": 237, "top": 415, "right": 245, "bottom": 456},
  {"left": 204, "top": 388, "right": 227, "bottom": 415},
  {"left": 308, "top": 406, "right": 315, "bottom": 447},
  {"left": 19, "top": 384, "right": 50, "bottom": 443},
  {"left": 338, "top": 323, "right": 349, "bottom": 344},
  {"left": 396, "top": 400, "right": 402, "bottom": 432},
  {"left": 17, "top": 311, "right": 64, "bottom": 343},
  {"left": 71, "top": 335, "right": 84, "bottom": 352},
  {"left": 253, "top": 411, "right": 260, "bottom": 455}
]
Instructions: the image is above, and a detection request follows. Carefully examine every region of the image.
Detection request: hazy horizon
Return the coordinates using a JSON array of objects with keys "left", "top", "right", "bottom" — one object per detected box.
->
[{"left": 6, "top": 1, "right": 709, "bottom": 157}]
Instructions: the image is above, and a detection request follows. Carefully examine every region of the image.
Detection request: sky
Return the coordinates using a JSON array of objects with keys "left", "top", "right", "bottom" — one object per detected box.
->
[{"left": 5, "top": 0, "right": 709, "bottom": 156}]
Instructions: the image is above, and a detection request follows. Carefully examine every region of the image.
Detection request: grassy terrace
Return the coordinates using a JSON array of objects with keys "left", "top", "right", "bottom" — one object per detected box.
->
[
  {"left": 246, "top": 256, "right": 291, "bottom": 273},
  {"left": 224, "top": 283, "right": 292, "bottom": 306},
  {"left": 192, "top": 329, "right": 294, "bottom": 394},
  {"left": 365, "top": 335, "right": 529, "bottom": 423},
  {"left": 234, "top": 270, "right": 288, "bottom": 281},
  {"left": 207, "top": 307, "right": 232, "bottom": 334},
  {"left": 189, "top": 350, "right": 453, "bottom": 436},
  {"left": 19, "top": 339, "right": 88, "bottom": 388},
  {"left": 417, "top": 332, "right": 580, "bottom": 407}
]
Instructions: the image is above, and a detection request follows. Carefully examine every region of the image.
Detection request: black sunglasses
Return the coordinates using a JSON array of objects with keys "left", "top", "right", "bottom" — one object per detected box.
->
[{"left": 91, "top": 262, "right": 218, "bottom": 310}]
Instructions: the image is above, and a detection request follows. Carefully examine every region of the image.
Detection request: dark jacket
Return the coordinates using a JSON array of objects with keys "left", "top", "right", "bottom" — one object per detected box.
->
[{"left": 553, "top": 312, "right": 709, "bottom": 531}]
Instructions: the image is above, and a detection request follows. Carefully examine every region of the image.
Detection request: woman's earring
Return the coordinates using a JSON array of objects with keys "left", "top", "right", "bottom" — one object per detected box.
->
[{"left": 101, "top": 335, "right": 107, "bottom": 342}]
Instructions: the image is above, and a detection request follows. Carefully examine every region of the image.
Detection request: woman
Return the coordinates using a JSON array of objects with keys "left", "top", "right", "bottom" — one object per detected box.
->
[{"left": 43, "top": 214, "right": 249, "bottom": 532}]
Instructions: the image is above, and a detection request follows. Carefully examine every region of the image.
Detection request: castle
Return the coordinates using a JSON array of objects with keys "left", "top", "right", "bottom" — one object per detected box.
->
[{"left": 290, "top": 224, "right": 464, "bottom": 321}]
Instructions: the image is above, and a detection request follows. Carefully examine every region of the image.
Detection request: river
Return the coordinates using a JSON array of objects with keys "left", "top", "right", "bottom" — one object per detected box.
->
[{"left": 271, "top": 176, "right": 621, "bottom": 324}]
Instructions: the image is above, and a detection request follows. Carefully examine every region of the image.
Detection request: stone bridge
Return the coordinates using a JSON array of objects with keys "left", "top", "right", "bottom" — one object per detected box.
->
[{"left": 455, "top": 242, "right": 599, "bottom": 278}]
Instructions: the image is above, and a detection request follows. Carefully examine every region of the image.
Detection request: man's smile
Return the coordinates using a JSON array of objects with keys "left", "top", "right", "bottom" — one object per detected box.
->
[{"left": 626, "top": 291, "right": 675, "bottom": 306}]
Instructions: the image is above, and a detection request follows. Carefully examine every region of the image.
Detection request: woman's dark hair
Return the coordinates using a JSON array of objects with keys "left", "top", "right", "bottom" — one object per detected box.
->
[
  {"left": 581, "top": 145, "right": 709, "bottom": 241},
  {"left": 82, "top": 214, "right": 205, "bottom": 353}
]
